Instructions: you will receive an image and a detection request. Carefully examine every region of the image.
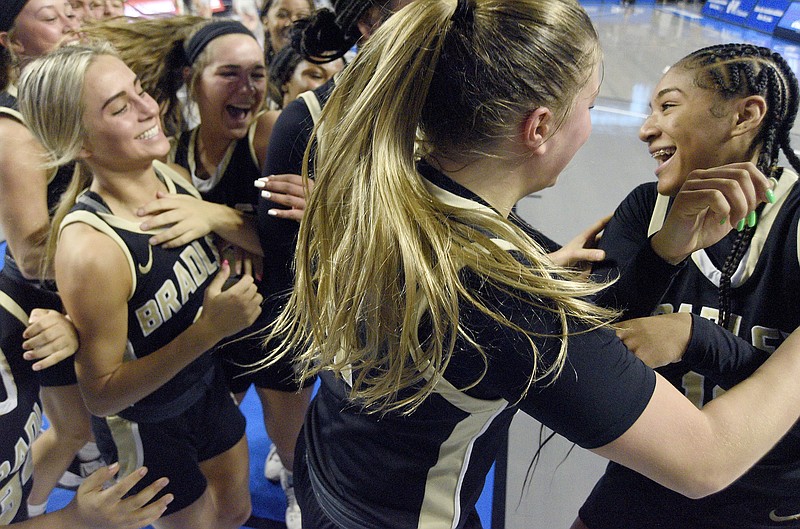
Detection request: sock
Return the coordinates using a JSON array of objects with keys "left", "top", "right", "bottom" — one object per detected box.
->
[{"left": 27, "top": 501, "right": 47, "bottom": 518}]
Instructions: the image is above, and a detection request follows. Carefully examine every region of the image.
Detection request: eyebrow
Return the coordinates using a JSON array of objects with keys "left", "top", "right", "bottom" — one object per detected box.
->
[
  {"left": 101, "top": 76, "right": 141, "bottom": 111},
  {"left": 656, "top": 87, "right": 684, "bottom": 99}
]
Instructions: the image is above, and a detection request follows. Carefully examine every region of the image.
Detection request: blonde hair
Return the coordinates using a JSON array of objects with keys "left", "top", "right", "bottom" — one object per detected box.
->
[
  {"left": 269, "top": 0, "right": 612, "bottom": 414},
  {"left": 18, "top": 43, "right": 114, "bottom": 280},
  {"left": 79, "top": 16, "right": 208, "bottom": 134}
]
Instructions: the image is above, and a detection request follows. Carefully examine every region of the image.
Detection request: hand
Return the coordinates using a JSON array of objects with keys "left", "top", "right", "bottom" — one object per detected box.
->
[
  {"left": 200, "top": 260, "right": 263, "bottom": 340},
  {"left": 256, "top": 174, "right": 314, "bottom": 222},
  {"left": 617, "top": 313, "right": 692, "bottom": 368},
  {"left": 22, "top": 309, "right": 78, "bottom": 371},
  {"left": 68, "top": 463, "right": 172, "bottom": 529},
  {"left": 137, "top": 191, "right": 219, "bottom": 248},
  {"left": 548, "top": 215, "right": 609, "bottom": 275},
  {"left": 652, "top": 162, "right": 773, "bottom": 264}
]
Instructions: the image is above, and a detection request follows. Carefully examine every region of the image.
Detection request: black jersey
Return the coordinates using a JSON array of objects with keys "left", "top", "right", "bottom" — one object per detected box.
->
[
  {"left": 0, "top": 271, "right": 60, "bottom": 524},
  {"left": 169, "top": 121, "right": 261, "bottom": 214},
  {"left": 60, "top": 162, "right": 220, "bottom": 423},
  {"left": 0, "top": 89, "right": 73, "bottom": 285},
  {"left": 257, "top": 81, "right": 334, "bottom": 299},
  {"left": 301, "top": 163, "right": 656, "bottom": 529},
  {"left": 581, "top": 172, "right": 800, "bottom": 528}
]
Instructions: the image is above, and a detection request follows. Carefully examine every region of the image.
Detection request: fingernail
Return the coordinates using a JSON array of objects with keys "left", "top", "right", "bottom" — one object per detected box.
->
[
  {"left": 766, "top": 188, "right": 776, "bottom": 204},
  {"left": 261, "top": 190, "right": 271, "bottom": 199},
  {"left": 254, "top": 180, "right": 265, "bottom": 188},
  {"left": 109, "top": 462, "right": 120, "bottom": 472},
  {"left": 138, "top": 467, "right": 148, "bottom": 476},
  {"left": 720, "top": 217, "right": 727, "bottom": 226},
  {"left": 736, "top": 219, "right": 745, "bottom": 232},
  {"left": 223, "top": 259, "right": 229, "bottom": 267},
  {"left": 148, "top": 237, "right": 156, "bottom": 245},
  {"left": 268, "top": 209, "right": 277, "bottom": 216},
  {"left": 747, "top": 210, "right": 757, "bottom": 228},
  {"left": 141, "top": 224, "right": 149, "bottom": 231}
]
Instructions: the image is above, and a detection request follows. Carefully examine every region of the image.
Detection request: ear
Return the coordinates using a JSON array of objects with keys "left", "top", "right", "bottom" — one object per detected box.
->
[
  {"left": 0, "top": 31, "right": 24, "bottom": 55},
  {"left": 731, "top": 95, "right": 766, "bottom": 138},
  {"left": 521, "top": 107, "right": 553, "bottom": 155},
  {"left": 77, "top": 145, "right": 93, "bottom": 160}
]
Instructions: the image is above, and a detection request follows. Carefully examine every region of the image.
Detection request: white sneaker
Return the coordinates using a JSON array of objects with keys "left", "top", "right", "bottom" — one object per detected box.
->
[
  {"left": 280, "top": 469, "right": 302, "bottom": 529},
  {"left": 56, "top": 443, "right": 105, "bottom": 490},
  {"left": 264, "top": 443, "right": 283, "bottom": 483}
]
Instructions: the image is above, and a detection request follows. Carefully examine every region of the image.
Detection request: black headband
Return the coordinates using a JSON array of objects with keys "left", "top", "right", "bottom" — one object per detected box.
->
[
  {"left": 184, "top": 20, "right": 255, "bottom": 65},
  {"left": 0, "top": 0, "right": 28, "bottom": 32}
]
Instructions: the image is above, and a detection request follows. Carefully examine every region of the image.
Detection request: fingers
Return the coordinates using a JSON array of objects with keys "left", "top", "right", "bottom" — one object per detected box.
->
[
  {"left": 136, "top": 193, "right": 180, "bottom": 218},
  {"left": 687, "top": 162, "right": 775, "bottom": 225},
  {"left": 208, "top": 259, "right": 231, "bottom": 297},
  {"left": 78, "top": 462, "right": 119, "bottom": 493},
  {"left": 266, "top": 207, "right": 305, "bottom": 222},
  {"left": 29, "top": 348, "right": 73, "bottom": 371}
]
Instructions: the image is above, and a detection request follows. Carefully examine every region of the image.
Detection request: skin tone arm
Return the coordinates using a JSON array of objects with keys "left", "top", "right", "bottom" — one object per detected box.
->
[
  {"left": 137, "top": 190, "right": 262, "bottom": 255},
  {"left": 0, "top": 120, "right": 55, "bottom": 279},
  {"left": 57, "top": 224, "right": 262, "bottom": 417},
  {"left": 592, "top": 322, "right": 800, "bottom": 499},
  {"left": 13, "top": 463, "right": 172, "bottom": 529}
]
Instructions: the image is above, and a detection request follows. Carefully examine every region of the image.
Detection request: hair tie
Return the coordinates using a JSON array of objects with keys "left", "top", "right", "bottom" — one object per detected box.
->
[
  {"left": 451, "top": 0, "right": 474, "bottom": 23},
  {"left": 184, "top": 20, "right": 255, "bottom": 65},
  {"left": 0, "top": 0, "right": 28, "bottom": 32}
]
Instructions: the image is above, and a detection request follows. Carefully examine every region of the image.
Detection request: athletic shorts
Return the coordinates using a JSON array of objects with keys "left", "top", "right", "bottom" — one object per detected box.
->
[
  {"left": 217, "top": 300, "right": 315, "bottom": 394},
  {"left": 93, "top": 369, "right": 246, "bottom": 516}
]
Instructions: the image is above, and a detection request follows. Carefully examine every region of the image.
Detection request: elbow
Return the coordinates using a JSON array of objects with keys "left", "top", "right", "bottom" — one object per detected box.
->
[{"left": 667, "top": 467, "right": 738, "bottom": 499}]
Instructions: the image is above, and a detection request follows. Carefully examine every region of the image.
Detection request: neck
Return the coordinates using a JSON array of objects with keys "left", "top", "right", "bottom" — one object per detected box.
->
[
  {"left": 88, "top": 163, "right": 164, "bottom": 220},
  {"left": 429, "top": 155, "right": 533, "bottom": 218},
  {"left": 196, "top": 126, "right": 234, "bottom": 173}
]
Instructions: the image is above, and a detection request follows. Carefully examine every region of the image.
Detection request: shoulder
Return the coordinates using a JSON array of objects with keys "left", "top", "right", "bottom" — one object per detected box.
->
[{"left": 57, "top": 222, "right": 131, "bottom": 292}]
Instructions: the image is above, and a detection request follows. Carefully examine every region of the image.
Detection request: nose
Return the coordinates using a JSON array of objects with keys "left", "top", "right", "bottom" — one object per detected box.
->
[
  {"left": 61, "top": 11, "right": 79, "bottom": 31},
  {"left": 136, "top": 92, "right": 159, "bottom": 119},
  {"left": 638, "top": 113, "right": 659, "bottom": 143}
]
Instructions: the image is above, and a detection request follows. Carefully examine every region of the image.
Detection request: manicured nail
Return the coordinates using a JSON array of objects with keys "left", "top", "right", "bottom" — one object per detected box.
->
[
  {"left": 261, "top": 190, "right": 271, "bottom": 199},
  {"left": 766, "top": 188, "right": 776, "bottom": 204},
  {"left": 720, "top": 217, "right": 728, "bottom": 225},
  {"left": 747, "top": 210, "right": 757, "bottom": 228},
  {"left": 736, "top": 219, "right": 745, "bottom": 232},
  {"left": 254, "top": 180, "right": 266, "bottom": 188},
  {"left": 268, "top": 209, "right": 278, "bottom": 216}
]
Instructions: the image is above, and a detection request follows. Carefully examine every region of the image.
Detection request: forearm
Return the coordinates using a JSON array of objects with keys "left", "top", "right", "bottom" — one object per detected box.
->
[
  {"left": 79, "top": 318, "right": 222, "bottom": 417},
  {"left": 695, "top": 329, "right": 800, "bottom": 488},
  {"left": 601, "top": 328, "right": 800, "bottom": 499},
  {"left": 683, "top": 315, "right": 770, "bottom": 388},
  {"left": 208, "top": 202, "right": 262, "bottom": 256}
]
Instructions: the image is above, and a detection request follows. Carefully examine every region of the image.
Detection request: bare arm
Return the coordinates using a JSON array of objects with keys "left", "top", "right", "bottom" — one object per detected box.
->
[
  {"left": 137, "top": 191, "right": 262, "bottom": 255},
  {"left": 592, "top": 325, "right": 800, "bottom": 498},
  {"left": 0, "top": 119, "right": 54, "bottom": 279},
  {"left": 57, "top": 224, "right": 262, "bottom": 417}
]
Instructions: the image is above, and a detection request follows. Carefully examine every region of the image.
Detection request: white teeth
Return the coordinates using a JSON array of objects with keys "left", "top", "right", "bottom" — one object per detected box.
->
[
  {"left": 136, "top": 126, "right": 158, "bottom": 140},
  {"left": 651, "top": 147, "right": 675, "bottom": 160}
]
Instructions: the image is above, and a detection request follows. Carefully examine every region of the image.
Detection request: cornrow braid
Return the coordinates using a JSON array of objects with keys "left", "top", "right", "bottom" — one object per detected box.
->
[{"left": 677, "top": 43, "right": 800, "bottom": 329}]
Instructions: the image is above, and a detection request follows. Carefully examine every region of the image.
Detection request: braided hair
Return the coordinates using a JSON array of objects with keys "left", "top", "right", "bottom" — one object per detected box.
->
[{"left": 674, "top": 43, "right": 800, "bottom": 329}]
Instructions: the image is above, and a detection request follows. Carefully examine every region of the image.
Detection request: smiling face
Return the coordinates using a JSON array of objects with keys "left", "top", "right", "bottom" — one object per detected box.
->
[
  {"left": 263, "top": 0, "right": 312, "bottom": 54},
  {"left": 282, "top": 57, "right": 343, "bottom": 106},
  {"left": 193, "top": 33, "right": 267, "bottom": 141},
  {"left": 80, "top": 54, "right": 170, "bottom": 172},
  {"left": 5, "top": 0, "right": 78, "bottom": 60},
  {"left": 640, "top": 66, "right": 746, "bottom": 196}
]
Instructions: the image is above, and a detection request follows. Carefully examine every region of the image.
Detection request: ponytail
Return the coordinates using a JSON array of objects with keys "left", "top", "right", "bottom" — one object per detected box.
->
[{"left": 270, "top": 0, "right": 610, "bottom": 414}]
